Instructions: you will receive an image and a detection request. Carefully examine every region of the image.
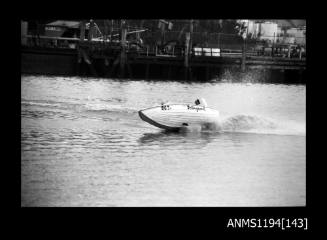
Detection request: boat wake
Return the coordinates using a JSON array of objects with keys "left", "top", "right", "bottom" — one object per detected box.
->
[
  {"left": 180, "top": 114, "right": 305, "bottom": 136},
  {"left": 220, "top": 114, "right": 305, "bottom": 136},
  {"left": 83, "top": 102, "right": 137, "bottom": 114},
  {"left": 22, "top": 99, "right": 305, "bottom": 136},
  {"left": 22, "top": 99, "right": 138, "bottom": 115}
]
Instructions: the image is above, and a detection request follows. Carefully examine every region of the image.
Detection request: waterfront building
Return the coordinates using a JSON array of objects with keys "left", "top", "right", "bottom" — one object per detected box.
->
[{"left": 238, "top": 19, "right": 305, "bottom": 46}]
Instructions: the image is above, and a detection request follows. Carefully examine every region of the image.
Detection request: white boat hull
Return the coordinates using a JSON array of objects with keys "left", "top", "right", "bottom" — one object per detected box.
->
[{"left": 139, "top": 104, "right": 220, "bottom": 130}]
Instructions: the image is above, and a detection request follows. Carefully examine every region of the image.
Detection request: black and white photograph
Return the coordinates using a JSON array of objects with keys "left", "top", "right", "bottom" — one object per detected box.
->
[{"left": 21, "top": 19, "right": 306, "bottom": 208}]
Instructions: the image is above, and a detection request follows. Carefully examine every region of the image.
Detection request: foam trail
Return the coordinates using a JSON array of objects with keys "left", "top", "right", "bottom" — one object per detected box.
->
[
  {"left": 84, "top": 102, "right": 137, "bottom": 114},
  {"left": 177, "top": 114, "right": 305, "bottom": 136},
  {"left": 179, "top": 119, "right": 222, "bottom": 133},
  {"left": 220, "top": 114, "right": 305, "bottom": 136},
  {"left": 179, "top": 124, "right": 202, "bottom": 133}
]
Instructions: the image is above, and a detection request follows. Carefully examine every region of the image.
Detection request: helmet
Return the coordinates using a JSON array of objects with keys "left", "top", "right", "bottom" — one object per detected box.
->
[{"left": 194, "top": 98, "right": 207, "bottom": 107}]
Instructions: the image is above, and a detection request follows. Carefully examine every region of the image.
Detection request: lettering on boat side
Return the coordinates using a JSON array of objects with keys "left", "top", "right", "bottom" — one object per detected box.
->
[
  {"left": 161, "top": 105, "right": 171, "bottom": 110},
  {"left": 187, "top": 105, "right": 205, "bottom": 112}
]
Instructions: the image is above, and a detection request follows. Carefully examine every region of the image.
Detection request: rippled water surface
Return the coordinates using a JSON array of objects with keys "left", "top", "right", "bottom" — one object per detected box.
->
[{"left": 21, "top": 75, "right": 306, "bottom": 206}]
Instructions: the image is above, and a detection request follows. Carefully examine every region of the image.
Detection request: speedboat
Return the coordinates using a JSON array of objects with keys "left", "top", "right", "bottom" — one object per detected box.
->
[{"left": 138, "top": 98, "right": 220, "bottom": 131}]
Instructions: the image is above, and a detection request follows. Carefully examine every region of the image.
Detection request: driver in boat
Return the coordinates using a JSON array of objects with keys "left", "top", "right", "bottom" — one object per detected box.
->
[{"left": 194, "top": 97, "right": 207, "bottom": 109}]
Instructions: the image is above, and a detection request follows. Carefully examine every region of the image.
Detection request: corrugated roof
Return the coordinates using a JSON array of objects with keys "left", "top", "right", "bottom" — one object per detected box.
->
[
  {"left": 46, "top": 20, "right": 81, "bottom": 28},
  {"left": 252, "top": 19, "right": 306, "bottom": 28},
  {"left": 274, "top": 20, "right": 306, "bottom": 28}
]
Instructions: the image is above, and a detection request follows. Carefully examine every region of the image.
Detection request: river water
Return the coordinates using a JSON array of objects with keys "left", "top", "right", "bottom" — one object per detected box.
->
[{"left": 21, "top": 75, "right": 306, "bottom": 206}]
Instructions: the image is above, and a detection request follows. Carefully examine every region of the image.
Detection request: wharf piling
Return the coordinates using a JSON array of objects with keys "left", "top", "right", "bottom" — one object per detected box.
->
[
  {"left": 241, "top": 39, "right": 246, "bottom": 72},
  {"left": 21, "top": 30, "right": 306, "bottom": 83}
]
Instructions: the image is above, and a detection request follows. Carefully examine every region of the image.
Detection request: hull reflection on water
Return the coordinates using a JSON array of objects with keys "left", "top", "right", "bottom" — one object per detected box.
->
[{"left": 138, "top": 130, "right": 221, "bottom": 149}]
